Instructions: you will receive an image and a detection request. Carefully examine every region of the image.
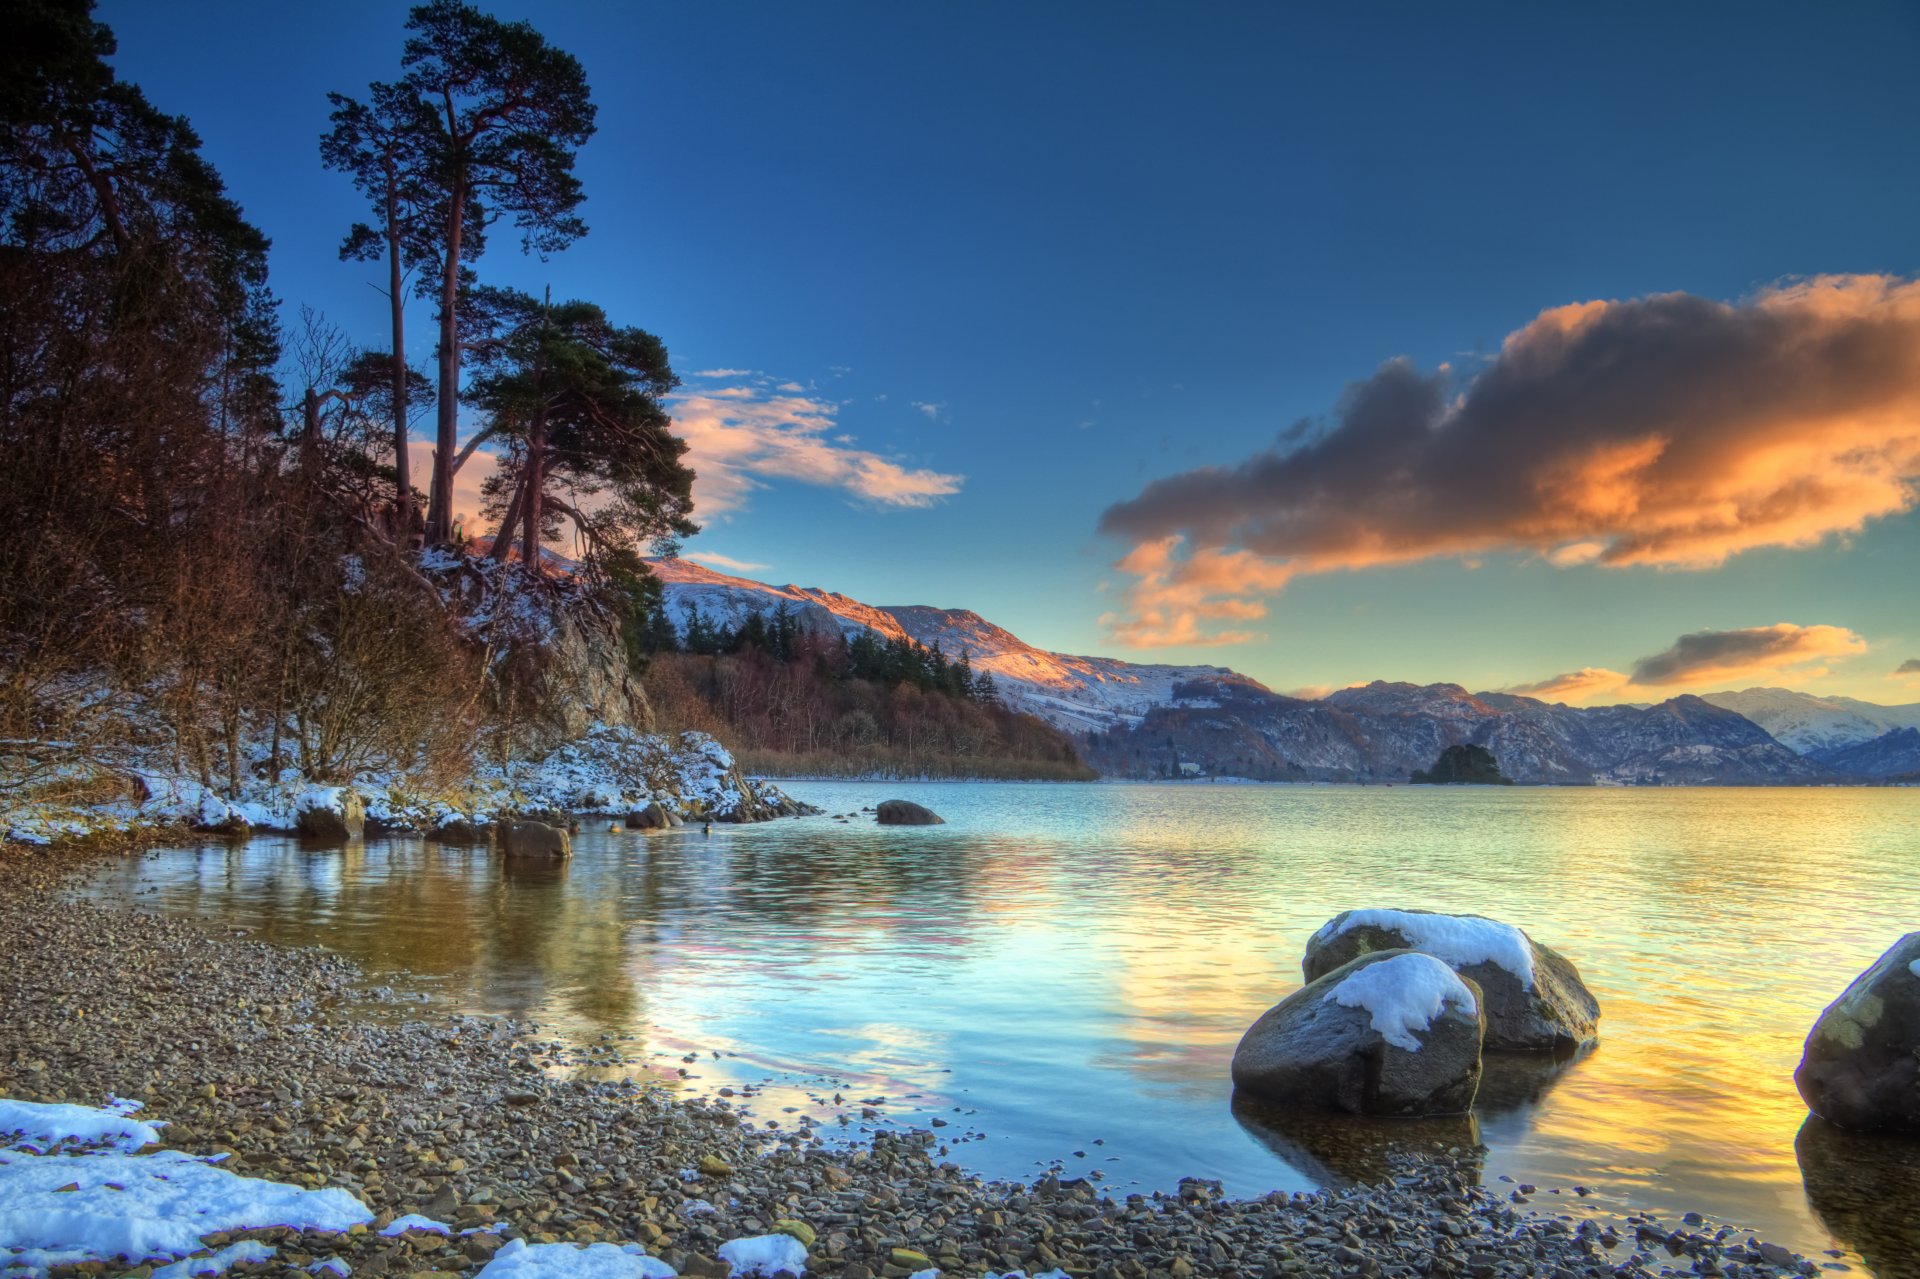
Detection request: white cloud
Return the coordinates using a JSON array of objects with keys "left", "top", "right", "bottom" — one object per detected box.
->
[
  {"left": 912, "top": 400, "right": 949, "bottom": 422},
  {"left": 670, "top": 381, "right": 964, "bottom": 517},
  {"left": 683, "top": 550, "right": 770, "bottom": 574}
]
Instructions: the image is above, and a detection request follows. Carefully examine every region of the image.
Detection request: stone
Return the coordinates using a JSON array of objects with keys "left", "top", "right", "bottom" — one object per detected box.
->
[
  {"left": 297, "top": 792, "right": 365, "bottom": 843},
  {"left": 1303, "top": 908, "right": 1599, "bottom": 1053},
  {"left": 628, "top": 803, "right": 670, "bottom": 831},
  {"left": 500, "top": 820, "right": 572, "bottom": 860},
  {"left": 875, "top": 800, "right": 944, "bottom": 826},
  {"left": 1796, "top": 932, "right": 1920, "bottom": 1132},
  {"left": 1232, "top": 949, "right": 1485, "bottom": 1116},
  {"left": 428, "top": 819, "right": 487, "bottom": 845},
  {"left": 697, "top": 1154, "right": 733, "bottom": 1176},
  {"left": 772, "top": 1220, "right": 817, "bottom": 1247}
]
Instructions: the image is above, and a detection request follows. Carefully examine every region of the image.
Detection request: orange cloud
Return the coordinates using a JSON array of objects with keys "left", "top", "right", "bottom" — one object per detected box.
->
[
  {"left": 669, "top": 382, "right": 963, "bottom": 516},
  {"left": 1510, "top": 623, "right": 1868, "bottom": 705},
  {"left": 1099, "top": 276, "right": 1920, "bottom": 644},
  {"left": 1098, "top": 535, "right": 1295, "bottom": 648}
]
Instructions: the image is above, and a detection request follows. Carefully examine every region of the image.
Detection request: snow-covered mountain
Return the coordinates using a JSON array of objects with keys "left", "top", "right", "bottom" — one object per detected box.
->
[
  {"left": 1699, "top": 688, "right": 1920, "bottom": 753},
  {"left": 648, "top": 558, "right": 1262, "bottom": 731}
]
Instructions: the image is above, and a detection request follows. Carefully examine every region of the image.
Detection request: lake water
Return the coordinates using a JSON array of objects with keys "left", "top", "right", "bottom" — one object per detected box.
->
[{"left": 79, "top": 783, "right": 1920, "bottom": 1276}]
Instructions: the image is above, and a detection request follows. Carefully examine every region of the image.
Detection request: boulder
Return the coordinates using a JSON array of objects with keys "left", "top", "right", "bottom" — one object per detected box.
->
[
  {"left": 1795, "top": 933, "right": 1920, "bottom": 1133},
  {"left": 429, "top": 818, "right": 488, "bottom": 845},
  {"left": 297, "top": 792, "right": 364, "bottom": 843},
  {"left": 627, "top": 803, "right": 669, "bottom": 831},
  {"left": 501, "top": 820, "right": 572, "bottom": 860},
  {"left": 876, "top": 799, "right": 944, "bottom": 826},
  {"left": 1232, "top": 949, "right": 1485, "bottom": 1116},
  {"left": 1304, "top": 908, "right": 1599, "bottom": 1053}
]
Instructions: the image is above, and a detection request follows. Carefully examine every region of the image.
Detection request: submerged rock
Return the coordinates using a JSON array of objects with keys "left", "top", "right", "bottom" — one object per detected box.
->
[
  {"left": 876, "top": 799, "right": 944, "bottom": 826},
  {"left": 1232, "top": 948, "right": 1485, "bottom": 1116},
  {"left": 1796, "top": 932, "right": 1920, "bottom": 1132},
  {"left": 1305, "top": 908, "right": 1600, "bottom": 1052},
  {"left": 297, "top": 792, "right": 365, "bottom": 843},
  {"left": 500, "top": 820, "right": 572, "bottom": 860}
]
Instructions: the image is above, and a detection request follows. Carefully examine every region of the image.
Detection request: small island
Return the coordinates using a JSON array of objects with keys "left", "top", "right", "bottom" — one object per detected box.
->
[{"left": 1411, "top": 744, "right": 1513, "bottom": 785}]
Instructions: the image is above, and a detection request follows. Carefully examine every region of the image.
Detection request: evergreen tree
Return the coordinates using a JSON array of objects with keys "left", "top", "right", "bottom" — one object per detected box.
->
[{"left": 395, "top": 1, "right": 597, "bottom": 546}]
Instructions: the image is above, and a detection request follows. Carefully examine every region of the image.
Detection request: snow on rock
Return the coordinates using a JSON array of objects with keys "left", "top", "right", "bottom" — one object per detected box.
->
[
  {"left": 1313, "top": 909, "right": 1537, "bottom": 989},
  {"left": 378, "top": 1214, "right": 451, "bottom": 1236},
  {"left": 717, "top": 1233, "right": 809, "bottom": 1277},
  {"left": 1323, "top": 952, "right": 1479, "bottom": 1051},
  {"left": 150, "top": 1240, "right": 277, "bottom": 1279},
  {"left": 309, "top": 1260, "right": 351, "bottom": 1277},
  {"left": 0, "top": 1098, "right": 163, "bottom": 1154},
  {"left": 0, "top": 1098, "right": 372, "bottom": 1278},
  {"left": 477, "top": 1239, "right": 676, "bottom": 1279}
]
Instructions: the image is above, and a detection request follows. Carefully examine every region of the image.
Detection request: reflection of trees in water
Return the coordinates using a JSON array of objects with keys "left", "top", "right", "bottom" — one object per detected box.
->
[
  {"left": 1796, "top": 1116, "right": 1920, "bottom": 1279},
  {"left": 1230, "top": 1051, "right": 1584, "bottom": 1189}
]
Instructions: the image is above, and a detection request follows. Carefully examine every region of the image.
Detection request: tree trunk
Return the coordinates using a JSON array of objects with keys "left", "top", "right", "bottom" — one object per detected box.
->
[
  {"left": 427, "top": 172, "right": 465, "bottom": 546},
  {"left": 385, "top": 156, "right": 412, "bottom": 546},
  {"left": 521, "top": 412, "right": 546, "bottom": 568},
  {"left": 490, "top": 475, "right": 527, "bottom": 561}
]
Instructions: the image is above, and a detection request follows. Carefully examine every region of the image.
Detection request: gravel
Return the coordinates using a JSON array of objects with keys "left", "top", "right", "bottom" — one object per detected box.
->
[{"left": 0, "top": 845, "right": 1835, "bottom": 1279}]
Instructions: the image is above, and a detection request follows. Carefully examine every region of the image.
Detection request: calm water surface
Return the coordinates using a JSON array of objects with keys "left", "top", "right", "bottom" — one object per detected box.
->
[{"left": 80, "top": 783, "right": 1920, "bottom": 1275}]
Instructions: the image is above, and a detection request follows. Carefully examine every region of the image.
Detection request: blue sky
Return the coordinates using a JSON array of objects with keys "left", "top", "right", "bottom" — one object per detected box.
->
[{"left": 101, "top": 1, "right": 1920, "bottom": 702}]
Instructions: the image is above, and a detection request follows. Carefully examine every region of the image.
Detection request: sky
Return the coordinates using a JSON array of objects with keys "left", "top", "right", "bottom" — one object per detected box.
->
[{"left": 99, "top": 1, "right": 1920, "bottom": 704}]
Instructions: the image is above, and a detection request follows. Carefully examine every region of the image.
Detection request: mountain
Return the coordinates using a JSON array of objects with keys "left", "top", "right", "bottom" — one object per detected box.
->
[
  {"left": 645, "top": 559, "right": 1876, "bottom": 785},
  {"left": 1080, "top": 679, "right": 1830, "bottom": 785},
  {"left": 1698, "top": 688, "right": 1920, "bottom": 753},
  {"left": 1810, "top": 727, "right": 1920, "bottom": 780},
  {"left": 648, "top": 558, "right": 1262, "bottom": 732}
]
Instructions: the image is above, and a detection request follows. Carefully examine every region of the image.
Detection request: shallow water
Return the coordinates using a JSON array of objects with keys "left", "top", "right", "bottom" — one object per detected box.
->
[{"left": 80, "top": 782, "right": 1920, "bottom": 1275}]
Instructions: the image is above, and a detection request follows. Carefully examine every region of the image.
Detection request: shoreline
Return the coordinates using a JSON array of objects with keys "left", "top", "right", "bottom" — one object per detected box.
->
[{"left": 1, "top": 846, "right": 1838, "bottom": 1279}]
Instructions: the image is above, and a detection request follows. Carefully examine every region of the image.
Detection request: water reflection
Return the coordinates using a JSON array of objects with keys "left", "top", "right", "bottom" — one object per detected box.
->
[
  {"left": 1231, "top": 1093, "right": 1485, "bottom": 1188},
  {"left": 1796, "top": 1117, "right": 1920, "bottom": 1279},
  {"left": 80, "top": 782, "right": 1920, "bottom": 1275}
]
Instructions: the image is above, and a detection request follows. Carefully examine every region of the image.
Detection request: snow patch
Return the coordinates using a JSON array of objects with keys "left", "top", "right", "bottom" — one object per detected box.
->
[
  {"left": 1324, "top": 952, "right": 1478, "bottom": 1051},
  {"left": 0, "top": 1098, "right": 163, "bottom": 1154},
  {"left": 717, "top": 1233, "right": 809, "bottom": 1277},
  {"left": 151, "top": 1240, "right": 277, "bottom": 1279},
  {"left": 477, "top": 1238, "right": 676, "bottom": 1278},
  {"left": 1316, "top": 909, "right": 1537, "bottom": 989},
  {"left": 379, "top": 1213, "right": 450, "bottom": 1236}
]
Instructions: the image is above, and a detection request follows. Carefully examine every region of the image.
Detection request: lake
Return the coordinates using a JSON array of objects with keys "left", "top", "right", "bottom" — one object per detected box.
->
[{"left": 78, "top": 782, "right": 1920, "bottom": 1276}]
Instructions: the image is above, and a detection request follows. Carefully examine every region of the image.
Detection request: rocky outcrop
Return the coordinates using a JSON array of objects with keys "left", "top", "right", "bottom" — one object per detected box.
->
[
  {"left": 876, "top": 799, "right": 944, "bottom": 826},
  {"left": 500, "top": 820, "right": 572, "bottom": 860},
  {"left": 296, "top": 792, "right": 365, "bottom": 843},
  {"left": 1232, "top": 949, "right": 1485, "bottom": 1116},
  {"left": 1305, "top": 908, "right": 1599, "bottom": 1053},
  {"left": 628, "top": 802, "right": 670, "bottom": 830},
  {"left": 1795, "top": 933, "right": 1920, "bottom": 1132},
  {"left": 428, "top": 818, "right": 489, "bottom": 844}
]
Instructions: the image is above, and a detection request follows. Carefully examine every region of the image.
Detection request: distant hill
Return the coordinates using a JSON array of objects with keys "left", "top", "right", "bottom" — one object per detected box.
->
[
  {"left": 646, "top": 558, "right": 1911, "bottom": 785},
  {"left": 1698, "top": 687, "right": 1920, "bottom": 753}
]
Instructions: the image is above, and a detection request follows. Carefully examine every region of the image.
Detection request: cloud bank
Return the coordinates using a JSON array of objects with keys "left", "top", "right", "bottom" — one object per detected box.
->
[
  {"left": 1508, "top": 622, "right": 1868, "bottom": 704},
  {"left": 1099, "top": 275, "right": 1920, "bottom": 646},
  {"left": 670, "top": 381, "right": 963, "bottom": 517}
]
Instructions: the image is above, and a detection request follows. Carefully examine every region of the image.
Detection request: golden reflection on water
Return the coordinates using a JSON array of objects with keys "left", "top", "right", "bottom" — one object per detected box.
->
[{"left": 90, "top": 783, "right": 1920, "bottom": 1275}]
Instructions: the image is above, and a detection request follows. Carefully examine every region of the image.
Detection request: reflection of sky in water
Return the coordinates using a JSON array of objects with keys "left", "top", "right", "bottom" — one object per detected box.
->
[{"left": 86, "top": 783, "right": 1920, "bottom": 1274}]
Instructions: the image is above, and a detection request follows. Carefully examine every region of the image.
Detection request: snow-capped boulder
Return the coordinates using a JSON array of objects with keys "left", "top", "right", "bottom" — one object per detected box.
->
[
  {"left": 296, "top": 791, "right": 364, "bottom": 843},
  {"left": 429, "top": 818, "right": 488, "bottom": 844},
  {"left": 501, "top": 819, "right": 571, "bottom": 860},
  {"left": 628, "top": 802, "right": 670, "bottom": 830},
  {"left": 876, "top": 799, "right": 944, "bottom": 826},
  {"left": 1232, "top": 949, "right": 1485, "bottom": 1116},
  {"left": 1304, "top": 908, "right": 1599, "bottom": 1053},
  {"left": 1795, "top": 933, "right": 1920, "bottom": 1133}
]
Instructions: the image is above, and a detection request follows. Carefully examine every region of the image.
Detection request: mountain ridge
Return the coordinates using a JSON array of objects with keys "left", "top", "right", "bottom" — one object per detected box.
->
[{"left": 646, "top": 558, "right": 1908, "bottom": 784}]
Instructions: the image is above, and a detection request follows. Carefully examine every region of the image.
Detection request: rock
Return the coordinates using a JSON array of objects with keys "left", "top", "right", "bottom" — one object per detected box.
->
[
  {"left": 1795, "top": 932, "right": 1920, "bottom": 1132},
  {"left": 875, "top": 799, "right": 944, "bottom": 826},
  {"left": 297, "top": 792, "right": 365, "bottom": 843},
  {"left": 428, "top": 819, "right": 487, "bottom": 844},
  {"left": 772, "top": 1220, "right": 817, "bottom": 1247},
  {"left": 1304, "top": 908, "right": 1599, "bottom": 1053},
  {"left": 1232, "top": 949, "right": 1485, "bottom": 1116},
  {"left": 697, "top": 1154, "right": 733, "bottom": 1176},
  {"left": 627, "top": 803, "right": 669, "bottom": 831},
  {"left": 500, "top": 820, "right": 572, "bottom": 860}
]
